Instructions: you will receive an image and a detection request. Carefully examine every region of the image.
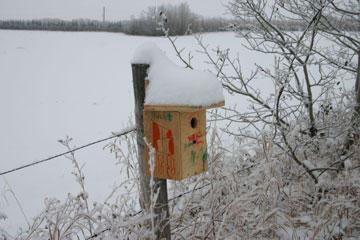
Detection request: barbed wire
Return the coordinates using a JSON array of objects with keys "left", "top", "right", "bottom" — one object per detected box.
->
[{"left": 0, "top": 127, "right": 135, "bottom": 176}]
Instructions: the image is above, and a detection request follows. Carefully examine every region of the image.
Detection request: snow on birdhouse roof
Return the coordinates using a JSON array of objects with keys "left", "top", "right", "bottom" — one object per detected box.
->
[{"left": 131, "top": 42, "right": 224, "bottom": 109}]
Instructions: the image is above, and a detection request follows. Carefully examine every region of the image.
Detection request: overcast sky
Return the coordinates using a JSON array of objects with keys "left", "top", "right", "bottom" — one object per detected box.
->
[{"left": 0, "top": 0, "right": 231, "bottom": 21}]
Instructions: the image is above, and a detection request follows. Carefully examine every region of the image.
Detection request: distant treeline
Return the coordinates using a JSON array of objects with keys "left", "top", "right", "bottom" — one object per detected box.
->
[
  {"left": 234, "top": 16, "right": 359, "bottom": 32},
  {"left": 0, "top": 17, "right": 230, "bottom": 36},
  {"left": 0, "top": 2, "right": 358, "bottom": 35},
  {"left": 0, "top": 19, "right": 123, "bottom": 32},
  {"left": 0, "top": 3, "right": 230, "bottom": 36}
]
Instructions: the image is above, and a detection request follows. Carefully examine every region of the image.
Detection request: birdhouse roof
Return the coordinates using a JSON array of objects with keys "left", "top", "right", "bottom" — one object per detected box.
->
[{"left": 132, "top": 42, "right": 225, "bottom": 111}]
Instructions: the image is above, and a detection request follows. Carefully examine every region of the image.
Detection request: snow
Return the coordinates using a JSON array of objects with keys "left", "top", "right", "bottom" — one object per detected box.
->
[
  {"left": 344, "top": 159, "right": 352, "bottom": 171},
  {"left": 132, "top": 42, "right": 224, "bottom": 107}
]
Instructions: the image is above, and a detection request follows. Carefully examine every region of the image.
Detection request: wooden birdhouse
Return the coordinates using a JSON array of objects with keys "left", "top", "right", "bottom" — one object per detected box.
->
[
  {"left": 144, "top": 101, "right": 224, "bottom": 180},
  {"left": 131, "top": 42, "right": 225, "bottom": 180}
]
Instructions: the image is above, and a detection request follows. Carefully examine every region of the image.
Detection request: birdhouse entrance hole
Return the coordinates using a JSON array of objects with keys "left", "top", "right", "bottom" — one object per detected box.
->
[{"left": 190, "top": 117, "right": 197, "bottom": 129}]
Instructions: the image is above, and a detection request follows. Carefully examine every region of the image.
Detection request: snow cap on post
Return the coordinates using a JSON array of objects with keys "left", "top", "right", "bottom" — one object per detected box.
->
[{"left": 132, "top": 42, "right": 225, "bottom": 111}]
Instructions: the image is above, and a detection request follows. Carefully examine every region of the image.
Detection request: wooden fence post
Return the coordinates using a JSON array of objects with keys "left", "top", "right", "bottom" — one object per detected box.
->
[{"left": 131, "top": 64, "right": 171, "bottom": 240}]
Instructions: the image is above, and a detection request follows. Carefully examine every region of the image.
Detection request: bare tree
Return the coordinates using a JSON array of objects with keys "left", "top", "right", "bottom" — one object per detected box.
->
[{"left": 220, "top": 0, "right": 359, "bottom": 182}]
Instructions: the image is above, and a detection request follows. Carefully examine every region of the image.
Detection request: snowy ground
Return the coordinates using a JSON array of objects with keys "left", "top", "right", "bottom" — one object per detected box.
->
[{"left": 0, "top": 30, "right": 274, "bottom": 234}]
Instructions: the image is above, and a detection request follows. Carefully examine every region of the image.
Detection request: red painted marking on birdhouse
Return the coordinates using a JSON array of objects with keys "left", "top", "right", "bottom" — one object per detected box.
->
[
  {"left": 153, "top": 122, "right": 160, "bottom": 150},
  {"left": 166, "top": 130, "right": 175, "bottom": 155},
  {"left": 187, "top": 132, "right": 204, "bottom": 145},
  {"left": 167, "top": 157, "right": 176, "bottom": 179},
  {"left": 152, "top": 122, "right": 176, "bottom": 177},
  {"left": 158, "top": 154, "right": 164, "bottom": 174}
]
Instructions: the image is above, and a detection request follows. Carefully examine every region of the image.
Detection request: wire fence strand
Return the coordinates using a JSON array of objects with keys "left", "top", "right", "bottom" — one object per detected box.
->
[{"left": 0, "top": 127, "right": 135, "bottom": 176}]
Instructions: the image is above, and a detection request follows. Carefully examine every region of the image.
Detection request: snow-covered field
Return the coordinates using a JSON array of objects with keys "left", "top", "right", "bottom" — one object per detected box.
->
[{"left": 0, "top": 30, "right": 273, "bottom": 234}]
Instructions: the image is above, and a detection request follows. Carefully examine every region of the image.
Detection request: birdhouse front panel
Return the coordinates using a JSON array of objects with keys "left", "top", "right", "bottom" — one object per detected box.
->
[{"left": 144, "top": 109, "right": 208, "bottom": 180}]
